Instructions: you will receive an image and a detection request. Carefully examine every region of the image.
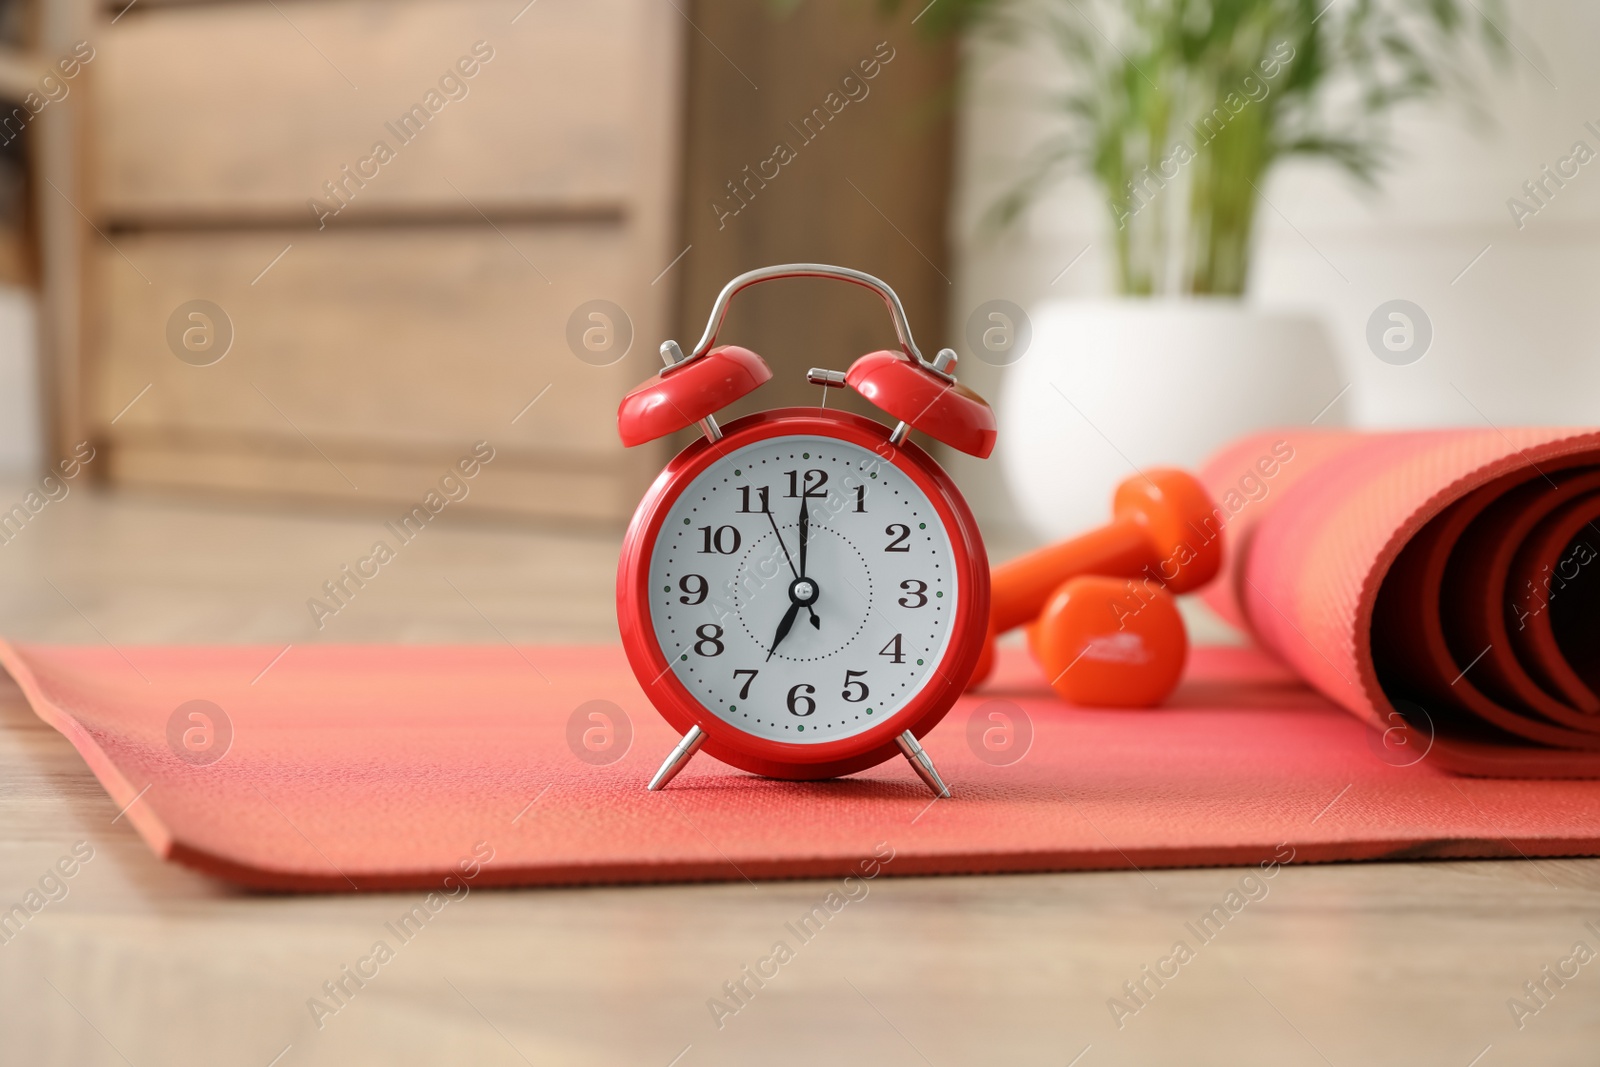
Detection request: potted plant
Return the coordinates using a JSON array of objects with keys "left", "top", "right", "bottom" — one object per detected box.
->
[{"left": 893, "top": 0, "right": 1509, "bottom": 537}]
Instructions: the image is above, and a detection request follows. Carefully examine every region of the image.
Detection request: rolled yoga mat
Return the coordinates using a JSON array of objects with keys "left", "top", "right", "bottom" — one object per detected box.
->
[{"left": 1199, "top": 427, "right": 1600, "bottom": 778}]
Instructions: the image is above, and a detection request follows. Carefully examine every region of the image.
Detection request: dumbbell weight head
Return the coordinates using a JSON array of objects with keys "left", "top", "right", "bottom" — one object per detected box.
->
[
  {"left": 1109, "top": 469, "right": 1223, "bottom": 595},
  {"left": 1033, "top": 575, "right": 1188, "bottom": 708}
]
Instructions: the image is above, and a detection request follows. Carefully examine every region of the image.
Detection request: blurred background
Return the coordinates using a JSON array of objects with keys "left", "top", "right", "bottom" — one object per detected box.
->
[{"left": 0, "top": 0, "right": 1590, "bottom": 631}]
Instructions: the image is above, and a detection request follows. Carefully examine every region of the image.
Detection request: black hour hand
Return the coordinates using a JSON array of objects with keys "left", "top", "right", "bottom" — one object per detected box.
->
[{"left": 767, "top": 601, "right": 801, "bottom": 661}]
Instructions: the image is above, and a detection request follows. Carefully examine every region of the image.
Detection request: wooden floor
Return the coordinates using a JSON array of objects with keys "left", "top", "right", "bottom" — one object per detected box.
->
[{"left": 1, "top": 482, "right": 1597, "bottom": 1065}]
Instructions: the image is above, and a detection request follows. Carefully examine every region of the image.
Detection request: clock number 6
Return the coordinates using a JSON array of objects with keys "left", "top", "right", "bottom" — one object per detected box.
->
[
  {"left": 841, "top": 669, "right": 869, "bottom": 703},
  {"left": 694, "top": 624, "right": 725, "bottom": 657},
  {"left": 786, "top": 683, "right": 816, "bottom": 716}
]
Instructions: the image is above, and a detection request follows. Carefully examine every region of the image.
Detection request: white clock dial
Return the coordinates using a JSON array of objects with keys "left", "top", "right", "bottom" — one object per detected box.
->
[{"left": 647, "top": 434, "right": 959, "bottom": 744}]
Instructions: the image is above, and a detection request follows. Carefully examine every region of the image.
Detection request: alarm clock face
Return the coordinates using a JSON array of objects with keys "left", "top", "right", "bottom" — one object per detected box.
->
[{"left": 646, "top": 434, "right": 958, "bottom": 744}]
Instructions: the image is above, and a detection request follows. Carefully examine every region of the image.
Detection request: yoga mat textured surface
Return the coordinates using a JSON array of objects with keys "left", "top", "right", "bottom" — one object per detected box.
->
[
  {"left": 5, "top": 640, "right": 1598, "bottom": 891},
  {"left": 1199, "top": 427, "right": 1600, "bottom": 777}
]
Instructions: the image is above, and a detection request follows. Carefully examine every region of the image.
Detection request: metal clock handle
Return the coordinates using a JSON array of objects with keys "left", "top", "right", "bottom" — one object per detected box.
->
[{"left": 661, "top": 263, "right": 933, "bottom": 370}]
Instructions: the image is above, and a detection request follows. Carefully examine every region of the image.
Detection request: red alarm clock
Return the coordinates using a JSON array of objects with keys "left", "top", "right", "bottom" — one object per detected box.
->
[{"left": 615, "top": 264, "right": 996, "bottom": 797}]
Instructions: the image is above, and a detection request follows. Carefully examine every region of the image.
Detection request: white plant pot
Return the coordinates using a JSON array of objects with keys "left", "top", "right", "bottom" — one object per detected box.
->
[{"left": 999, "top": 298, "right": 1344, "bottom": 539}]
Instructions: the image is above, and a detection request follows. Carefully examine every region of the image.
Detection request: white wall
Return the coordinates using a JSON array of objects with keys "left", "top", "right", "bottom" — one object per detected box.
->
[{"left": 947, "top": 1, "right": 1600, "bottom": 543}]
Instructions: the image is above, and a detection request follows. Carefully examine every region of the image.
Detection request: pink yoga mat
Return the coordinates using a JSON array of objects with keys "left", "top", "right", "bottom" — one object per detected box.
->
[
  {"left": 4, "top": 640, "right": 1598, "bottom": 891},
  {"left": 1200, "top": 427, "right": 1600, "bottom": 777}
]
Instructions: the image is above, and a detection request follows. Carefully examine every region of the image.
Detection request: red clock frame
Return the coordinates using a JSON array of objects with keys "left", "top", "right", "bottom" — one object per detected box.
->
[{"left": 616, "top": 408, "right": 990, "bottom": 780}]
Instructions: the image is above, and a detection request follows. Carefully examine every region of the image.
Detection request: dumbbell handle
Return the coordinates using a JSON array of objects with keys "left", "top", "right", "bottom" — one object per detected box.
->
[{"left": 991, "top": 517, "right": 1152, "bottom": 635}]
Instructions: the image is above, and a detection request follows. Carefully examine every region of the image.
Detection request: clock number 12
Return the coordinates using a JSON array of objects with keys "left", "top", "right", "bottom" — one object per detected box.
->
[{"left": 785, "top": 469, "right": 828, "bottom": 498}]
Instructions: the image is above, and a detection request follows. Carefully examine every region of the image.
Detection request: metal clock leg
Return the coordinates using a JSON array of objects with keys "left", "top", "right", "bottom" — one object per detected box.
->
[
  {"left": 646, "top": 725, "right": 707, "bottom": 791},
  {"left": 895, "top": 730, "right": 952, "bottom": 799}
]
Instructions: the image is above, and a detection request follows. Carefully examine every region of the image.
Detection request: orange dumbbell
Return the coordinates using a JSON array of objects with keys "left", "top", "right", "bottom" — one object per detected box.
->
[
  {"left": 969, "top": 467, "right": 1222, "bottom": 690},
  {"left": 1030, "top": 576, "right": 1188, "bottom": 706}
]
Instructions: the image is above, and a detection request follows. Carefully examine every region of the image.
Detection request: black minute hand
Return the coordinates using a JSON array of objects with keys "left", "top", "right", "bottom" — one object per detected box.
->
[
  {"left": 797, "top": 495, "right": 819, "bottom": 629},
  {"left": 798, "top": 495, "right": 810, "bottom": 576}
]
